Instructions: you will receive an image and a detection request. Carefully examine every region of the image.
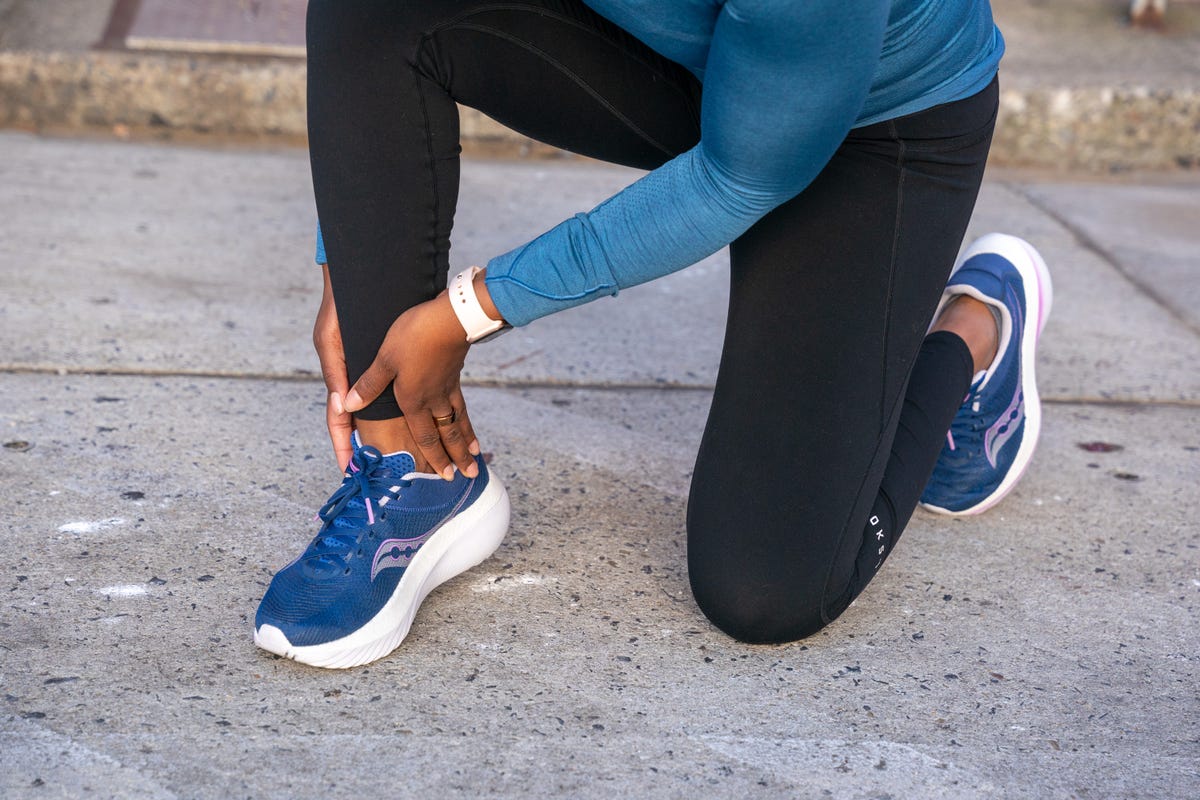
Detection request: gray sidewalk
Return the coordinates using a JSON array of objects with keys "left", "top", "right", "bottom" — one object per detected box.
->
[{"left": 1, "top": 131, "right": 1198, "bottom": 798}]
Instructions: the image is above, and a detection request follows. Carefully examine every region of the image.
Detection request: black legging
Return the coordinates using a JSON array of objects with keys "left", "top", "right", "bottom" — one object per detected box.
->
[{"left": 306, "top": 0, "right": 995, "bottom": 643}]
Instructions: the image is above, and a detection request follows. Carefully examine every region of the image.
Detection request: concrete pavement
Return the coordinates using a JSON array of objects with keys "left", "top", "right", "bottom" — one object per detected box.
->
[{"left": 0, "top": 131, "right": 1198, "bottom": 798}]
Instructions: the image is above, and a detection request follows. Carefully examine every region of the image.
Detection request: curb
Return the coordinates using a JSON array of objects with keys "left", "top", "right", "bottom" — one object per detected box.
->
[
  {"left": 1, "top": 49, "right": 1197, "bottom": 170},
  {"left": 996, "top": 85, "right": 1199, "bottom": 171}
]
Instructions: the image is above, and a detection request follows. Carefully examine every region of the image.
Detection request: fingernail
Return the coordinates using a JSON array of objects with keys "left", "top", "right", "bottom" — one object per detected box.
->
[
  {"left": 465, "top": 462, "right": 479, "bottom": 479},
  {"left": 331, "top": 392, "right": 345, "bottom": 415},
  {"left": 344, "top": 391, "right": 361, "bottom": 411},
  {"left": 468, "top": 439, "right": 481, "bottom": 456},
  {"left": 442, "top": 465, "right": 455, "bottom": 481}
]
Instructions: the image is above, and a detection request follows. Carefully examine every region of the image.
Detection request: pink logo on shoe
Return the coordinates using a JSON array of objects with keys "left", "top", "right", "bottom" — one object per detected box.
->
[
  {"left": 984, "top": 391, "right": 1024, "bottom": 468},
  {"left": 370, "top": 530, "right": 435, "bottom": 579},
  {"left": 368, "top": 478, "right": 475, "bottom": 580}
]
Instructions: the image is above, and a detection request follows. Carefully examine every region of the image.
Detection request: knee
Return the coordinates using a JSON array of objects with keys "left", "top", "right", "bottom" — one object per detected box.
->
[
  {"left": 687, "top": 547, "right": 844, "bottom": 644},
  {"left": 685, "top": 471, "right": 863, "bottom": 642}
]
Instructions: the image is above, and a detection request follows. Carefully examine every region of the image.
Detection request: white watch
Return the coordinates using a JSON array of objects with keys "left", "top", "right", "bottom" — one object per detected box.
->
[{"left": 448, "top": 267, "right": 509, "bottom": 344}]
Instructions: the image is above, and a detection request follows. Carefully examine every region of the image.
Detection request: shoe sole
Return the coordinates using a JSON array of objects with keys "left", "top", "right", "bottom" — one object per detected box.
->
[
  {"left": 254, "top": 474, "right": 510, "bottom": 668},
  {"left": 922, "top": 233, "right": 1054, "bottom": 517}
]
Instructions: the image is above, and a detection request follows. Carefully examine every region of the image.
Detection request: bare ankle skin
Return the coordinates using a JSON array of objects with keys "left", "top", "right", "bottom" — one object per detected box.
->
[
  {"left": 355, "top": 417, "right": 433, "bottom": 472},
  {"left": 929, "top": 294, "right": 999, "bottom": 374}
]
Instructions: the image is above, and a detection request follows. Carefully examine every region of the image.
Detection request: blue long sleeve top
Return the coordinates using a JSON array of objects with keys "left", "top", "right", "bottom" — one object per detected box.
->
[{"left": 317, "top": 0, "right": 1003, "bottom": 327}]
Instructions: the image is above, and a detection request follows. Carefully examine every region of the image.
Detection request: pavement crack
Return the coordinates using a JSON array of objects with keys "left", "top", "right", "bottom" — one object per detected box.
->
[
  {"left": 0, "top": 364, "right": 322, "bottom": 382},
  {"left": 1004, "top": 181, "right": 1200, "bottom": 338},
  {"left": 1043, "top": 397, "right": 1200, "bottom": 410},
  {"left": 0, "top": 364, "right": 717, "bottom": 392},
  {"left": 4, "top": 365, "right": 1196, "bottom": 407}
]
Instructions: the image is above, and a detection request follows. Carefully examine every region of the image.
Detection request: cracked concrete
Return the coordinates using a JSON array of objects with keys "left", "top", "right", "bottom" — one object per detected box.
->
[{"left": 0, "top": 132, "right": 1198, "bottom": 798}]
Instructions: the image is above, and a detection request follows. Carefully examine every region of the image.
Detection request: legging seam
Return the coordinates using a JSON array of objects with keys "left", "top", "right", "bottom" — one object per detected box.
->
[
  {"left": 418, "top": 4, "right": 697, "bottom": 156},
  {"left": 818, "top": 126, "right": 908, "bottom": 625},
  {"left": 884, "top": 118, "right": 907, "bottom": 431},
  {"left": 413, "top": 68, "right": 443, "bottom": 298},
  {"left": 425, "top": 3, "right": 697, "bottom": 112},
  {"left": 436, "top": 22, "right": 680, "bottom": 158}
]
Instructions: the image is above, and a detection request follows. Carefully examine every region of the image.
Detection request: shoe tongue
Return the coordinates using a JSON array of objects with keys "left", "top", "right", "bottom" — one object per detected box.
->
[
  {"left": 379, "top": 449, "right": 416, "bottom": 476},
  {"left": 326, "top": 446, "right": 418, "bottom": 531},
  {"left": 349, "top": 431, "right": 417, "bottom": 476}
]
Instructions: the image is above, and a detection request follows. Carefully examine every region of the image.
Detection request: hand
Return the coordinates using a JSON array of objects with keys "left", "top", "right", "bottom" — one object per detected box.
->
[
  {"left": 343, "top": 292, "right": 481, "bottom": 481},
  {"left": 313, "top": 265, "right": 355, "bottom": 469}
]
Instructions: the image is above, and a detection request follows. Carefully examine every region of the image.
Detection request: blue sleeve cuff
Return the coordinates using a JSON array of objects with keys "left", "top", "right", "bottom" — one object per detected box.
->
[
  {"left": 315, "top": 224, "right": 327, "bottom": 265},
  {"left": 484, "top": 212, "right": 621, "bottom": 328}
]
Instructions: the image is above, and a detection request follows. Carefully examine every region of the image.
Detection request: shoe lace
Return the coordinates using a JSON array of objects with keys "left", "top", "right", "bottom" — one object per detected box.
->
[
  {"left": 944, "top": 382, "right": 987, "bottom": 457},
  {"left": 306, "top": 446, "right": 411, "bottom": 573}
]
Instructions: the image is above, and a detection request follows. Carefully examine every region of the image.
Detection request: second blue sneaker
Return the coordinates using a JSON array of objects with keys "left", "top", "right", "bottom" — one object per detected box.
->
[
  {"left": 255, "top": 438, "right": 509, "bottom": 668},
  {"left": 921, "top": 233, "right": 1053, "bottom": 517}
]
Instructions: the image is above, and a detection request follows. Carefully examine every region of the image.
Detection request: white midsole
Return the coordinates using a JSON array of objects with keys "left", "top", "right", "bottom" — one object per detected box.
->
[{"left": 255, "top": 473, "right": 510, "bottom": 667}]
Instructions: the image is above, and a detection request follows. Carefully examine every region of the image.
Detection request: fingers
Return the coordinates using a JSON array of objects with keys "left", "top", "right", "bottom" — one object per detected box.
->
[
  {"left": 313, "top": 275, "right": 353, "bottom": 469},
  {"left": 338, "top": 354, "right": 479, "bottom": 480},
  {"left": 327, "top": 391, "right": 355, "bottom": 470},
  {"left": 402, "top": 407, "right": 476, "bottom": 481},
  {"left": 336, "top": 298, "right": 480, "bottom": 479},
  {"left": 448, "top": 386, "right": 481, "bottom": 457},
  {"left": 403, "top": 411, "right": 456, "bottom": 481},
  {"left": 316, "top": 350, "right": 352, "bottom": 468},
  {"left": 343, "top": 358, "right": 391, "bottom": 414},
  {"left": 433, "top": 402, "right": 479, "bottom": 479}
]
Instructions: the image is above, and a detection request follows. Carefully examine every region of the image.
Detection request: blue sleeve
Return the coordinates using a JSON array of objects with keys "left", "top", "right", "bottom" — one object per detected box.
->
[
  {"left": 315, "top": 224, "right": 327, "bottom": 265},
  {"left": 485, "top": 1, "right": 891, "bottom": 326}
]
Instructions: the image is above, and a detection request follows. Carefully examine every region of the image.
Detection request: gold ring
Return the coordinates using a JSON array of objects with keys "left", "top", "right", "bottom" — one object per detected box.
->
[{"left": 433, "top": 410, "right": 457, "bottom": 427}]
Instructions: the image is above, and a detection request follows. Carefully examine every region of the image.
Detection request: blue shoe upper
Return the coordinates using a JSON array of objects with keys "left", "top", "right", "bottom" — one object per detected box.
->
[
  {"left": 256, "top": 444, "right": 490, "bottom": 646},
  {"left": 921, "top": 253, "right": 1028, "bottom": 512}
]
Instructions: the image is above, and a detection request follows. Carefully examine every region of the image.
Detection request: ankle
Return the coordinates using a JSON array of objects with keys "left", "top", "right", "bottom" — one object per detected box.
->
[
  {"left": 930, "top": 294, "right": 999, "bottom": 374},
  {"left": 355, "top": 417, "right": 432, "bottom": 472}
]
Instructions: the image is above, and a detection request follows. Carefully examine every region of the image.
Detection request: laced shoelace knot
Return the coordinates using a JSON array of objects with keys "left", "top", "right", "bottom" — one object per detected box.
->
[{"left": 306, "top": 446, "right": 411, "bottom": 575}]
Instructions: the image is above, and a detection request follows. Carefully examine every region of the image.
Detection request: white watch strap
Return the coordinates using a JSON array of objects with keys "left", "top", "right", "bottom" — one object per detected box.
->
[{"left": 449, "top": 267, "right": 506, "bottom": 343}]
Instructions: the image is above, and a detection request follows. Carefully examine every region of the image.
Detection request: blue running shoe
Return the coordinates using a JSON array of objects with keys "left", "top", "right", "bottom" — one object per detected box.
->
[
  {"left": 255, "top": 437, "right": 509, "bottom": 668},
  {"left": 921, "top": 233, "right": 1053, "bottom": 516}
]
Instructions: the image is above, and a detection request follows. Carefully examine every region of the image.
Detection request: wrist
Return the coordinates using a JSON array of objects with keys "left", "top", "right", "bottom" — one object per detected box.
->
[
  {"left": 472, "top": 269, "right": 504, "bottom": 321},
  {"left": 448, "top": 266, "right": 510, "bottom": 344}
]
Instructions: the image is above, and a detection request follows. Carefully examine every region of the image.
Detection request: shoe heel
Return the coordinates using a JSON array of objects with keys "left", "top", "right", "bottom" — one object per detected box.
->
[
  {"left": 1016, "top": 237, "right": 1053, "bottom": 337},
  {"left": 962, "top": 233, "right": 1053, "bottom": 335}
]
